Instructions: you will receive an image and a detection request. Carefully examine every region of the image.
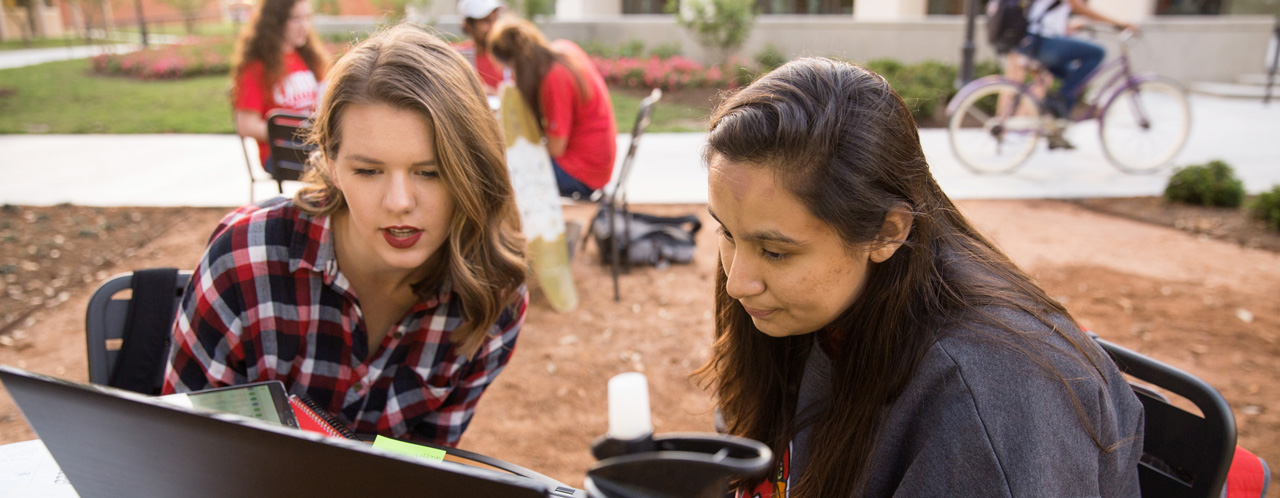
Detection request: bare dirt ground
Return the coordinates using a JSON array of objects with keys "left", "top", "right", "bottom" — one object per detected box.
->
[{"left": 1, "top": 198, "right": 1277, "bottom": 495}]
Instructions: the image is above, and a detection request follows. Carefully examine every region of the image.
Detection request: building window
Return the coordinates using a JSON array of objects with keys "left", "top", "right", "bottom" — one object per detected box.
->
[
  {"left": 623, "top": 0, "right": 669, "bottom": 14},
  {"left": 927, "top": 0, "right": 967, "bottom": 15},
  {"left": 755, "top": 0, "right": 854, "bottom": 14},
  {"left": 1154, "top": 0, "right": 1225, "bottom": 14}
]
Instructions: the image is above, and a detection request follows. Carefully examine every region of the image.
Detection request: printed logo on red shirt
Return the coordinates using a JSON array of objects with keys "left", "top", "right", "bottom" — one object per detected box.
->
[{"left": 273, "top": 70, "right": 319, "bottom": 112}]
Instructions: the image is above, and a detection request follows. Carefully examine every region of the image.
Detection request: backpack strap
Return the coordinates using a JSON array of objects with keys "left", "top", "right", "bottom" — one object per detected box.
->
[
  {"left": 1028, "top": 0, "right": 1064, "bottom": 37},
  {"left": 107, "top": 267, "right": 180, "bottom": 395}
]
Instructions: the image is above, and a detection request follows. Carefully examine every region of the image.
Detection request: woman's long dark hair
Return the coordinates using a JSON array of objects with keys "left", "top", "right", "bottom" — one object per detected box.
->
[
  {"left": 230, "top": 0, "right": 329, "bottom": 101},
  {"left": 485, "top": 17, "right": 589, "bottom": 132},
  {"left": 694, "top": 57, "right": 1114, "bottom": 497}
]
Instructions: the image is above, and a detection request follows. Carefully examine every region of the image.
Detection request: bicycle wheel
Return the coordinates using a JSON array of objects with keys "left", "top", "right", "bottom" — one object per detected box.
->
[
  {"left": 948, "top": 82, "right": 1042, "bottom": 174},
  {"left": 1099, "top": 77, "right": 1191, "bottom": 174}
]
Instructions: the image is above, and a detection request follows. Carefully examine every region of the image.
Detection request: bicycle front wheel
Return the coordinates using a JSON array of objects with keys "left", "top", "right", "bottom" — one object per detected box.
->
[
  {"left": 948, "top": 82, "right": 1042, "bottom": 174},
  {"left": 1099, "top": 77, "right": 1191, "bottom": 174}
]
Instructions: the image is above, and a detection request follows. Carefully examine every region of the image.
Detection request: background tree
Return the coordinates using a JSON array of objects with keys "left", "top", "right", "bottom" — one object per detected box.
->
[
  {"left": 155, "top": 0, "right": 210, "bottom": 35},
  {"left": 3, "top": 0, "right": 47, "bottom": 45},
  {"left": 372, "top": 0, "right": 431, "bottom": 22},
  {"left": 664, "top": 0, "right": 757, "bottom": 65},
  {"left": 510, "top": 0, "right": 553, "bottom": 19}
]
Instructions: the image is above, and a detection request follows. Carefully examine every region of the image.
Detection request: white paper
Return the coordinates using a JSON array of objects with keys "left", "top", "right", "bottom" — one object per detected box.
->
[{"left": 0, "top": 440, "right": 78, "bottom": 497}]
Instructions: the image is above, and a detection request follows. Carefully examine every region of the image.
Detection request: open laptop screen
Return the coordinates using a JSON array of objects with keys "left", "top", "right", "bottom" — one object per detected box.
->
[{"left": 0, "top": 366, "right": 565, "bottom": 498}]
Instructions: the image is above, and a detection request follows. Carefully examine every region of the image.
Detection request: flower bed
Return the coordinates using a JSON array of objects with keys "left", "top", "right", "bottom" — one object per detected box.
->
[
  {"left": 591, "top": 54, "right": 761, "bottom": 92},
  {"left": 92, "top": 38, "right": 235, "bottom": 80},
  {"left": 91, "top": 40, "right": 350, "bottom": 81}
]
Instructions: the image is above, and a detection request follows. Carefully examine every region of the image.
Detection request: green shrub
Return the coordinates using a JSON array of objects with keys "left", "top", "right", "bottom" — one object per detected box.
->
[
  {"left": 618, "top": 39, "right": 646, "bottom": 58},
  {"left": 666, "top": 0, "right": 757, "bottom": 65},
  {"left": 1163, "top": 160, "right": 1245, "bottom": 208},
  {"left": 1250, "top": 186, "right": 1280, "bottom": 231},
  {"left": 581, "top": 40, "right": 614, "bottom": 58},
  {"left": 864, "top": 58, "right": 957, "bottom": 123},
  {"left": 754, "top": 44, "right": 787, "bottom": 72},
  {"left": 649, "top": 42, "right": 683, "bottom": 59}
]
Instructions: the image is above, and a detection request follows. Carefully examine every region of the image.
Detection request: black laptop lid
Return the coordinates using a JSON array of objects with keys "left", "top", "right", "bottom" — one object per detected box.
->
[{"left": 0, "top": 366, "right": 551, "bottom": 498}]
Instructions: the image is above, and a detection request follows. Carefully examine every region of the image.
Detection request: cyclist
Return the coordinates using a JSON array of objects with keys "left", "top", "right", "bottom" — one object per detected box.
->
[{"left": 1018, "top": 0, "right": 1136, "bottom": 149}]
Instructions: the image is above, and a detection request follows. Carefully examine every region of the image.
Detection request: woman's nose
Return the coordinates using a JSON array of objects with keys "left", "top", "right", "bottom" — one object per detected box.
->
[
  {"left": 723, "top": 252, "right": 764, "bottom": 300},
  {"left": 383, "top": 174, "right": 415, "bottom": 212}
]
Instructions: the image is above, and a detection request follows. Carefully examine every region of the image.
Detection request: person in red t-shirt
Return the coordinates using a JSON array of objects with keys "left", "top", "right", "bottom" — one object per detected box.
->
[
  {"left": 487, "top": 17, "right": 617, "bottom": 199},
  {"left": 456, "top": 0, "right": 505, "bottom": 93},
  {"left": 231, "top": 0, "right": 330, "bottom": 172}
]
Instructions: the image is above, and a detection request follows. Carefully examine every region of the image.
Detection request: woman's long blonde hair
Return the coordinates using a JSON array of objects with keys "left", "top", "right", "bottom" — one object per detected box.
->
[{"left": 294, "top": 24, "right": 527, "bottom": 357}]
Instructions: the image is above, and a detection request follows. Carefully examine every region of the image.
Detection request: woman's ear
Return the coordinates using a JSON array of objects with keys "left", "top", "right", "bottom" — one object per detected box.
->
[{"left": 870, "top": 204, "right": 913, "bottom": 264}]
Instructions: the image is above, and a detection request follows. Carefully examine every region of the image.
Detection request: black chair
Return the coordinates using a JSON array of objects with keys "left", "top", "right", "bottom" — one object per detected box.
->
[
  {"left": 582, "top": 88, "right": 662, "bottom": 301},
  {"left": 265, "top": 110, "right": 316, "bottom": 192},
  {"left": 85, "top": 269, "right": 191, "bottom": 394},
  {"left": 1092, "top": 336, "right": 1236, "bottom": 498}
]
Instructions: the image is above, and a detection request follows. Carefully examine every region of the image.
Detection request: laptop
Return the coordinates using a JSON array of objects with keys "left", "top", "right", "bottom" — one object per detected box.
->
[{"left": 0, "top": 366, "right": 582, "bottom": 498}]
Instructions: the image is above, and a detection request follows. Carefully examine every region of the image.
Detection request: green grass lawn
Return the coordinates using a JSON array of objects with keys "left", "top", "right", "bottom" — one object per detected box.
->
[
  {"left": 610, "top": 90, "right": 710, "bottom": 133},
  {"left": 0, "top": 59, "right": 234, "bottom": 134},
  {"left": 0, "top": 58, "right": 709, "bottom": 134}
]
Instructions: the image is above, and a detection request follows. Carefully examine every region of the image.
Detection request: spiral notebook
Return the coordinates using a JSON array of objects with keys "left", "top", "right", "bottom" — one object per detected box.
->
[{"left": 0, "top": 366, "right": 581, "bottom": 498}]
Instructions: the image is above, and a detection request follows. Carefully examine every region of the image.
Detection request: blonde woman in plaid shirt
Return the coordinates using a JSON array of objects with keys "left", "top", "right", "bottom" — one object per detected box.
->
[{"left": 165, "top": 25, "right": 528, "bottom": 446}]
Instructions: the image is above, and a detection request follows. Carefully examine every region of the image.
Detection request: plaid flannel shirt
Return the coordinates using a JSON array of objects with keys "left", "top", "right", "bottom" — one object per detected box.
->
[{"left": 163, "top": 200, "right": 526, "bottom": 446}]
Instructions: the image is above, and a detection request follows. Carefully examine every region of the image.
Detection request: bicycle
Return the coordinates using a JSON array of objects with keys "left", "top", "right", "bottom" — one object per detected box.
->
[{"left": 946, "top": 27, "right": 1192, "bottom": 175}]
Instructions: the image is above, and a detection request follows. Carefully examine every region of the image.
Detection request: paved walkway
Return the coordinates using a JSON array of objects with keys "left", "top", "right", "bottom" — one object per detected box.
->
[
  {"left": 0, "top": 44, "right": 140, "bottom": 70},
  {"left": 0, "top": 31, "right": 179, "bottom": 70},
  {"left": 1, "top": 94, "right": 1277, "bottom": 207}
]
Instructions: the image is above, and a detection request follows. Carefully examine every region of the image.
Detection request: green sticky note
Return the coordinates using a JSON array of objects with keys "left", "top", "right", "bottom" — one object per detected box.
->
[{"left": 372, "top": 435, "right": 446, "bottom": 462}]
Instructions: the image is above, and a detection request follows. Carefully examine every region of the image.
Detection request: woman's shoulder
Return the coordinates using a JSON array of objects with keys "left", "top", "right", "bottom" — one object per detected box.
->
[
  {"left": 206, "top": 198, "right": 309, "bottom": 254},
  {"left": 901, "top": 306, "right": 1141, "bottom": 439},
  {"left": 871, "top": 309, "right": 1144, "bottom": 496},
  {"left": 927, "top": 307, "right": 1105, "bottom": 389}
]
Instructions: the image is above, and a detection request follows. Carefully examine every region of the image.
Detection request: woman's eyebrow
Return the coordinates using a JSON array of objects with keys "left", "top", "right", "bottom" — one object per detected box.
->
[
  {"left": 707, "top": 207, "right": 801, "bottom": 245},
  {"left": 345, "top": 154, "right": 437, "bottom": 167}
]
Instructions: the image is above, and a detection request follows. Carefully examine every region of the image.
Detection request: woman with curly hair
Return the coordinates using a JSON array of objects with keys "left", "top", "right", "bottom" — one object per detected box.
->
[{"left": 231, "top": 0, "right": 330, "bottom": 173}]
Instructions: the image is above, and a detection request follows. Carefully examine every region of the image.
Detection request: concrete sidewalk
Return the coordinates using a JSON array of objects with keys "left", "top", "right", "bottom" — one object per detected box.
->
[
  {"left": 1, "top": 94, "right": 1277, "bottom": 207},
  {"left": 0, "top": 43, "right": 145, "bottom": 70}
]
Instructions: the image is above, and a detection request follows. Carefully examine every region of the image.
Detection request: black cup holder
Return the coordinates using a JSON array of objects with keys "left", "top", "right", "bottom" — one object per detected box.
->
[{"left": 585, "top": 432, "right": 773, "bottom": 498}]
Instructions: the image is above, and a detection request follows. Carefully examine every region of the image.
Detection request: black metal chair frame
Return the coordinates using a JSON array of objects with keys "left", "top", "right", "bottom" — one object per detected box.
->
[
  {"left": 265, "top": 110, "right": 316, "bottom": 193},
  {"left": 582, "top": 88, "right": 662, "bottom": 302},
  {"left": 1092, "top": 336, "right": 1236, "bottom": 498},
  {"left": 85, "top": 271, "right": 191, "bottom": 386}
]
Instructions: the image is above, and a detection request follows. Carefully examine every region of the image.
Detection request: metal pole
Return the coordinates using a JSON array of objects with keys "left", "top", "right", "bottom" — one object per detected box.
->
[
  {"left": 1265, "top": 17, "right": 1278, "bottom": 105},
  {"left": 133, "top": 0, "right": 148, "bottom": 48},
  {"left": 960, "top": 0, "right": 979, "bottom": 86}
]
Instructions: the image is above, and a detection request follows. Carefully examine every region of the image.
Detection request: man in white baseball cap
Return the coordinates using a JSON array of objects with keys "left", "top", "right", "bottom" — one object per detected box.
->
[
  {"left": 458, "top": 0, "right": 506, "bottom": 93},
  {"left": 458, "top": 0, "right": 501, "bottom": 19}
]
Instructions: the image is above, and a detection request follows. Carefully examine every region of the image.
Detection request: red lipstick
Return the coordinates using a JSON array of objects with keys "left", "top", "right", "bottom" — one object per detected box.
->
[{"left": 382, "top": 226, "right": 423, "bottom": 249}]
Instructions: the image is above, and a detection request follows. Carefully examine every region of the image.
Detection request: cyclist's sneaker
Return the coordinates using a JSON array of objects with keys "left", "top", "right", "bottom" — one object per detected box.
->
[
  {"left": 1046, "top": 128, "right": 1076, "bottom": 150},
  {"left": 1043, "top": 95, "right": 1070, "bottom": 119}
]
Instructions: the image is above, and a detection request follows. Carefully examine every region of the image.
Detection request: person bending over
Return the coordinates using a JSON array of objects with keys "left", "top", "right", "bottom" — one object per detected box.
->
[
  {"left": 487, "top": 17, "right": 617, "bottom": 199},
  {"left": 166, "top": 25, "right": 528, "bottom": 446},
  {"left": 231, "top": 0, "right": 330, "bottom": 173},
  {"left": 699, "top": 57, "right": 1144, "bottom": 497}
]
